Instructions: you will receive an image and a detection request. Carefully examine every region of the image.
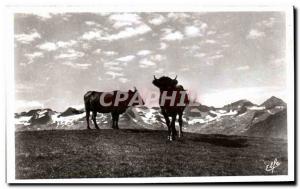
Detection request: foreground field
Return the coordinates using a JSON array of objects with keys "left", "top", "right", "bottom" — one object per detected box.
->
[{"left": 15, "top": 129, "right": 287, "bottom": 179}]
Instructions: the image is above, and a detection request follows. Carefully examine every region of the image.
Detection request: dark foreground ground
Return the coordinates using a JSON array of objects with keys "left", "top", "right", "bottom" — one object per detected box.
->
[{"left": 15, "top": 129, "right": 287, "bottom": 179}]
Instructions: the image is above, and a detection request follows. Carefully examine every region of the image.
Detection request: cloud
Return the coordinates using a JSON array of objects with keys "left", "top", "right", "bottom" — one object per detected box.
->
[
  {"left": 32, "top": 13, "right": 53, "bottom": 20},
  {"left": 38, "top": 42, "right": 58, "bottom": 51},
  {"left": 149, "top": 15, "right": 166, "bottom": 25},
  {"left": 194, "top": 53, "right": 206, "bottom": 58},
  {"left": 56, "top": 40, "right": 77, "bottom": 48},
  {"left": 15, "top": 100, "right": 44, "bottom": 112},
  {"left": 93, "top": 49, "right": 102, "bottom": 54},
  {"left": 205, "top": 39, "right": 217, "bottom": 44},
  {"left": 167, "top": 13, "right": 190, "bottom": 20},
  {"left": 85, "top": 21, "right": 101, "bottom": 27},
  {"left": 62, "top": 62, "right": 91, "bottom": 69},
  {"left": 184, "top": 26, "right": 202, "bottom": 37},
  {"left": 104, "top": 61, "right": 120, "bottom": 67},
  {"left": 118, "top": 77, "right": 129, "bottom": 83},
  {"left": 208, "top": 54, "right": 224, "bottom": 59},
  {"left": 55, "top": 49, "right": 85, "bottom": 60},
  {"left": 150, "top": 54, "right": 165, "bottom": 62},
  {"left": 15, "top": 31, "right": 41, "bottom": 44},
  {"left": 154, "top": 68, "right": 164, "bottom": 74},
  {"left": 161, "top": 30, "right": 184, "bottom": 41},
  {"left": 105, "top": 71, "right": 124, "bottom": 79},
  {"left": 81, "top": 30, "right": 103, "bottom": 40},
  {"left": 137, "top": 50, "right": 152, "bottom": 56},
  {"left": 116, "top": 55, "right": 135, "bottom": 62},
  {"left": 236, "top": 65, "right": 250, "bottom": 71},
  {"left": 139, "top": 58, "right": 156, "bottom": 68},
  {"left": 207, "top": 30, "right": 217, "bottom": 35},
  {"left": 246, "top": 29, "right": 265, "bottom": 39},
  {"left": 159, "top": 42, "right": 168, "bottom": 50},
  {"left": 103, "top": 25, "right": 151, "bottom": 41},
  {"left": 103, "top": 51, "right": 118, "bottom": 56},
  {"left": 24, "top": 52, "right": 44, "bottom": 64},
  {"left": 258, "top": 17, "right": 276, "bottom": 27},
  {"left": 109, "top": 13, "right": 141, "bottom": 28}
]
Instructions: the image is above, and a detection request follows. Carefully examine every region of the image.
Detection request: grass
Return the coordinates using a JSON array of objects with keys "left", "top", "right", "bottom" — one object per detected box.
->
[{"left": 15, "top": 129, "right": 287, "bottom": 179}]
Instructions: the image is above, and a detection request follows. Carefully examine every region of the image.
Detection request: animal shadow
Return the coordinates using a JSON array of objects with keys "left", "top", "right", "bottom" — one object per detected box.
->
[{"left": 190, "top": 134, "right": 249, "bottom": 148}]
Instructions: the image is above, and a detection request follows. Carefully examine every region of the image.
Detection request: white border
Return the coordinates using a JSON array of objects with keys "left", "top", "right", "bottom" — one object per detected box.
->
[{"left": 5, "top": 5, "right": 294, "bottom": 184}]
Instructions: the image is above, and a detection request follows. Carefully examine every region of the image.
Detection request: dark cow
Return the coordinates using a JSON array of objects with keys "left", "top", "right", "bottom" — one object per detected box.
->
[
  {"left": 152, "top": 75, "right": 189, "bottom": 141},
  {"left": 84, "top": 88, "right": 144, "bottom": 129}
]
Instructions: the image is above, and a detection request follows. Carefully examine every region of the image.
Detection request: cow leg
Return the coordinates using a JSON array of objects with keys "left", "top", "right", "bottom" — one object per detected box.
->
[
  {"left": 170, "top": 115, "right": 177, "bottom": 141},
  {"left": 115, "top": 114, "right": 120, "bottom": 129},
  {"left": 112, "top": 113, "right": 119, "bottom": 129},
  {"left": 86, "top": 110, "right": 91, "bottom": 130},
  {"left": 92, "top": 111, "right": 100, "bottom": 130},
  {"left": 178, "top": 112, "right": 183, "bottom": 138},
  {"left": 162, "top": 111, "right": 171, "bottom": 140},
  {"left": 111, "top": 113, "right": 115, "bottom": 129}
]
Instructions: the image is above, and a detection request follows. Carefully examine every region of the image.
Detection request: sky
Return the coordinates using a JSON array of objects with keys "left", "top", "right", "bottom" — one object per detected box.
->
[{"left": 14, "top": 12, "right": 287, "bottom": 112}]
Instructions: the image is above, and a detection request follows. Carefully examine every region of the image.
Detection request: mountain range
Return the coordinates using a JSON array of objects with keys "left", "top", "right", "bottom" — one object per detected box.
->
[{"left": 15, "top": 96, "right": 287, "bottom": 139}]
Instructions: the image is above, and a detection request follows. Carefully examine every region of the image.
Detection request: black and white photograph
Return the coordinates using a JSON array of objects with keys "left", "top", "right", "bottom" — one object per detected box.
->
[{"left": 5, "top": 5, "right": 294, "bottom": 183}]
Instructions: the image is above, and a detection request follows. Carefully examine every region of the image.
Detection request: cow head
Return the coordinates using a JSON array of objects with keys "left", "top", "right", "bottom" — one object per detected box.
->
[
  {"left": 152, "top": 75, "right": 178, "bottom": 90},
  {"left": 128, "top": 87, "right": 145, "bottom": 106}
]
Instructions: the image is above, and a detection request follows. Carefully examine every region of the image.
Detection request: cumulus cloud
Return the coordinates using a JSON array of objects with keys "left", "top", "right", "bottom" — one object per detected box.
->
[
  {"left": 109, "top": 13, "right": 141, "bottom": 28},
  {"left": 81, "top": 30, "right": 103, "bottom": 40},
  {"left": 149, "top": 15, "right": 166, "bottom": 25},
  {"left": 62, "top": 62, "right": 91, "bottom": 69},
  {"left": 209, "top": 54, "right": 224, "bottom": 59},
  {"left": 103, "top": 51, "right": 118, "bottom": 56},
  {"left": 118, "top": 77, "right": 129, "bottom": 83},
  {"left": 139, "top": 58, "right": 156, "bottom": 68},
  {"left": 56, "top": 40, "right": 77, "bottom": 48},
  {"left": 116, "top": 55, "right": 135, "bottom": 62},
  {"left": 154, "top": 68, "right": 164, "bottom": 74},
  {"left": 205, "top": 39, "right": 217, "bottom": 44},
  {"left": 104, "top": 25, "right": 151, "bottom": 41},
  {"left": 38, "top": 42, "right": 58, "bottom": 51},
  {"left": 150, "top": 54, "right": 165, "bottom": 62},
  {"left": 194, "top": 53, "right": 206, "bottom": 58},
  {"left": 184, "top": 26, "right": 202, "bottom": 37},
  {"left": 207, "top": 30, "right": 217, "bottom": 35},
  {"left": 258, "top": 17, "right": 276, "bottom": 27},
  {"left": 32, "top": 13, "right": 53, "bottom": 20},
  {"left": 24, "top": 52, "right": 44, "bottom": 64},
  {"left": 167, "top": 12, "right": 190, "bottom": 20},
  {"left": 137, "top": 50, "right": 152, "bottom": 56},
  {"left": 161, "top": 30, "right": 184, "bottom": 41},
  {"left": 85, "top": 21, "right": 101, "bottom": 27},
  {"left": 105, "top": 71, "right": 124, "bottom": 79},
  {"left": 236, "top": 65, "right": 250, "bottom": 71},
  {"left": 15, "top": 31, "right": 41, "bottom": 44},
  {"left": 246, "top": 29, "right": 265, "bottom": 39},
  {"left": 55, "top": 49, "right": 85, "bottom": 60},
  {"left": 159, "top": 42, "right": 168, "bottom": 50}
]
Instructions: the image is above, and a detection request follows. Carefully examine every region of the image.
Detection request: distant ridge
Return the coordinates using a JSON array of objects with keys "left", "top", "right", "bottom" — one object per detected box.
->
[
  {"left": 58, "top": 107, "right": 84, "bottom": 117},
  {"left": 261, "top": 96, "right": 287, "bottom": 109},
  {"left": 14, "top": 96, "right": 287, "bottom": 139}
]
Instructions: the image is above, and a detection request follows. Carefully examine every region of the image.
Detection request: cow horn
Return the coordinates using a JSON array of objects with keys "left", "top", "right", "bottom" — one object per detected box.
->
[
  {"left": 174, "top": 75, "right": 177, "bottom": 80},
  {"left": 134, "top": 87, "right": 137, "bottom": 92},
  {"left": 153, "top": 75, "right": 157, "bottom": 80}
]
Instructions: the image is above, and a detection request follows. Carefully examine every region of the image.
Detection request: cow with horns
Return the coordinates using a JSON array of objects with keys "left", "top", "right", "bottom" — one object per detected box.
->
[
  {"left": 152, "top": 75, "right": 189, "bottom": 141},
  {"left": 84, "top": 88, "right": 145, "bottom": 130}
]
